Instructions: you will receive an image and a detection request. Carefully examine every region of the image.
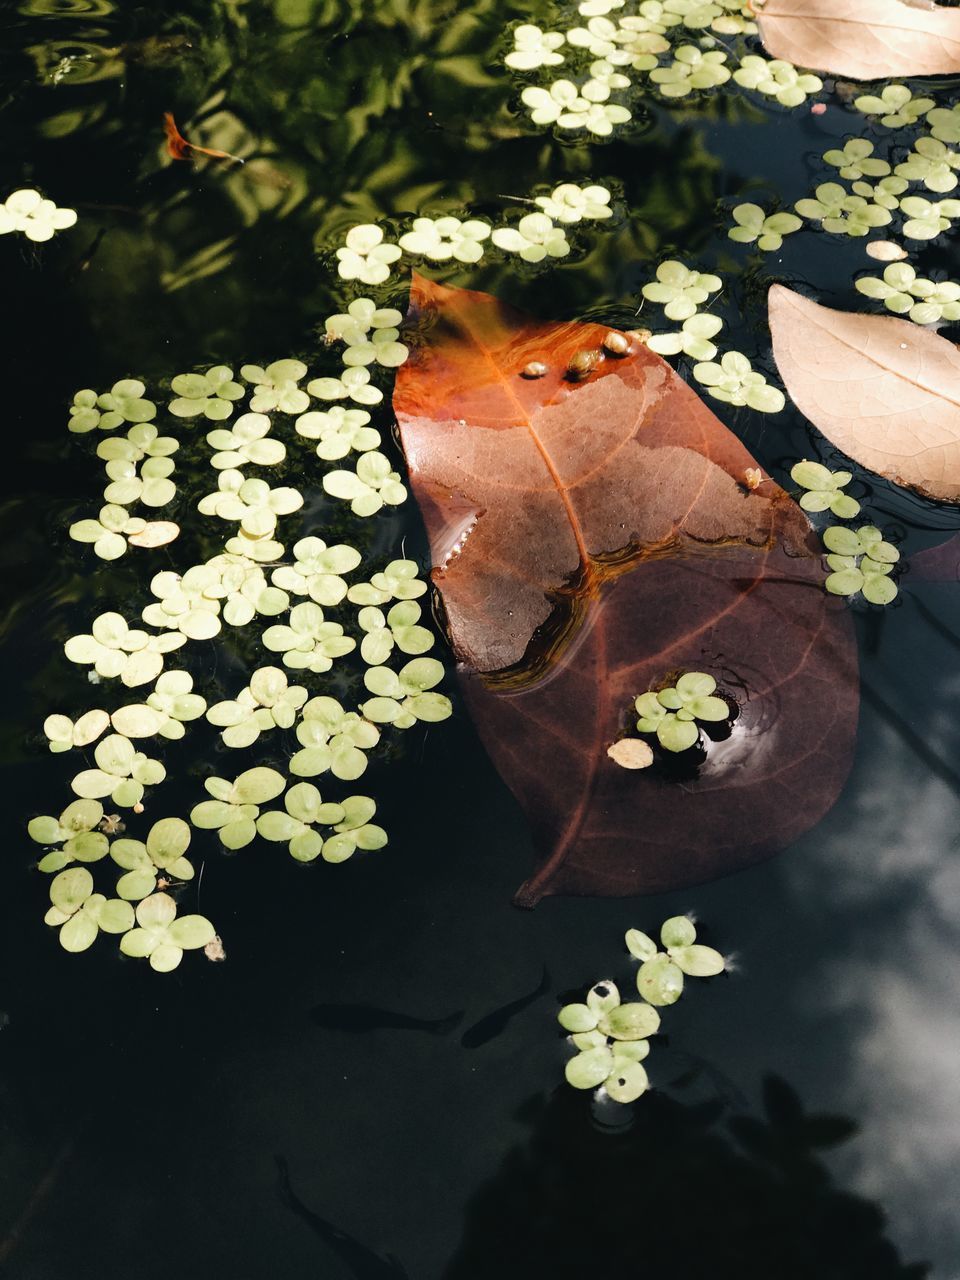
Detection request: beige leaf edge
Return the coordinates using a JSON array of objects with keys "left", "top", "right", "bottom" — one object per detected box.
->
[
  {"left": 757, "top": 0, "right": 960, "bottom": 79},
  {"left": 768, "top": 283, "right": 960, "bottom": 503}
]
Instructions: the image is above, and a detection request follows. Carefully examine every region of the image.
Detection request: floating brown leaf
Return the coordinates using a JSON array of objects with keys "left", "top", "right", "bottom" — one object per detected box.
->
[
  {"left": 395, "top": 275, "right": 858, "bottom": 904},
  {"left": 757, "top": 0, "right": 960, "bottom": 79},
  {"left": 768, "top": 285, "right": 960, "bottom": 503}
]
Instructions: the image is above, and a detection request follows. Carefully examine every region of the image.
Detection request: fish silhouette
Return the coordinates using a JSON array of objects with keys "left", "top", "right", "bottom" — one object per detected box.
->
[
  {"left": 310, "top": 1003, "right": 462, "bottom": 1036},
  {"left": 275, "top": 1156, "right": 409, "bottom": 1279},
  {"left": 460, "top": 966, "right": 550, "bottom": 1049}
]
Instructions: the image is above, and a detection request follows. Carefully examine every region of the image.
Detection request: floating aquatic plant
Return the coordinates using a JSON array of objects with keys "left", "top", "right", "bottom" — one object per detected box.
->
[
  {"left": 727, "top": 203, "right": 802, "bottom": 251},
  {"left": 295, "top": 406, "right": 381, "bottom": 459},
  {"left": 822, "top": 138, "right": 891, "bottom": 182},
  {"left": 0, "top": 188, "right": 77, "bottom": 240},
  {"left": 733, "top": 55, "right": 821, "bottom": 107},
  {"left": 822, "top": 525, "right": 900, "bottom": 605},
  {"left": 290, "top": 697, "right": 381, "bottom": 779},
  {"left": 790, "top": 460, "right": 861, "bottom": 518},
  {"left": 206, "top": 412, "right": 286, "bottom": 468},
  {"left": 361, "top": 657, "right": 453, "bottom": 729},
  {"left": 641, "top": 260, "right": 722, "bottom": 321},
  {"left": 190, "top": 767, "right": 287, "bottom": 850},
  {"left": 256, "top": 785, "right": 386, "bottom": 863},
  {"left": 855, "top": 262, "right": 960, "bottom": 324},
  {"left": 646, "top": 312, "right": 722, "bottom": 360},
  {"left": 692, "top": 350, "right": 785, "bottom": 412},
  {"left": 559, "top": 916, "right": 726, "bottom": 1102},
  {"left": 241, "top": 359, "right": 310, "bottom": 414},
  {"left": 627, "top": 915, "right": 726, "bottom": 1004},
  {"left": 533, "top": 182, "right": 612, "bottom": 223},
  {"left": 64, "top": 611, "right": 184, "bottom": 685},
  {"left": 70, "top": 733, "right": 165, "bottom": 807},
  {"left": 45, "top": 868, "right": 134, "bottom": 953},
  {"left": 895, "top": 137, "right": 960, "bottom": 194},
  {"left": 926, "top": 103, "right": 960, "bottom": 146},
  {"left": 110, "top": 817, "right": 195, "bottom": 901},
  {"left": 634, "top": 671, "right": 730, "bottom": 753},
  {"left": 145, "top": 671, "right": 207, "bottom": 738},
  {"left": 854, "top": 85, "right": 935, "bottom": 128},
  {"left": 398, "top": 216, "right": 491, "bottom": 264},
  {"left": 559, "top": 981, "right": 656, "bottom": 1102},
  {"left": 335, "top": 224, "right": 402, "bottom": 285},
  {"left": 347, "top": 559, "right": 427, "bottom": 605},
  {"left": 198, "top": 469, "right": 304, "bottom": 534},
  {"left": 168, "top": 366, "right": 245, "bottom": 420},
  {"left": 650, "top": 45, "right": 730, "bottom": 97},
  {"left": 118, "top": 892, "right": 215, "bottom": 972},
  {"left": 520, "top": 77, "right": 631, "bottom": 136},
  {"left": 306, "top": 364, "right": 384, "bottom": 406},
  {"left": 322, "top": 451, "right": 407, "bottom": 516},
  {"left": 206, "top": 666, "right": 309, "bottom": 748},
  {"left": 261, "top": 602, "right": 356, "bottom": 674},
  {"left": 69, "top": 504, "right": 155, "bottom": 561},
  {"left": 491, "top": 212, "right": 570, "bottom": 261},
  {"left": 270, "top": 536, "right": 361, "bottom": 605},
  {"left": 505, "top": 23, "right": 566, "bottom": 70},
  {"left": 358, "top": 602, "right": 435, "bottom": 665},
  {"left": 795, "top": 182, "right": 892, "bottom": 236},
  {"left": 899, "top": 195, "right": 960, "bottom": 240},
  {"left": 68, "top": 381, "right": 157, "bottom": 433}
]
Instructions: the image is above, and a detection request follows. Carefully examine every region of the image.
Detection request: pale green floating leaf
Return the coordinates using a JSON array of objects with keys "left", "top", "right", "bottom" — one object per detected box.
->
[
  {"left": 598, "top": 1002, "right": 661, "bottom": 1040},
  {"left": 669, "top": 943, "right": 726, "bottom": 977},
  {"left": 625, "top": 928, "right": 658, "bottom": 962},
  {"left": 565, "top": 1047, "right": 614, "bottom": 1090},
  {"left": 636, "top": 954, "right": 684, "bottom": 1006},
  {"left": 660, "top": 915, "right": 696, "bottom": 948},
  {"left": 604, "top": 1060, "right": 649, "bottom": 1103}
]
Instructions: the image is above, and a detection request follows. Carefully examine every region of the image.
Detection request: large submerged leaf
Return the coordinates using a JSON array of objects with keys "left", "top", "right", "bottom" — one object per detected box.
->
[
  {"left": 395, "top": 275, "right": 858, "bottom": 904},
  {"left": 757, "top": 0, "right": 960, "bottom": 79},
  {"left": 768, "top": 285, "right": 960, "bottom": 503}
]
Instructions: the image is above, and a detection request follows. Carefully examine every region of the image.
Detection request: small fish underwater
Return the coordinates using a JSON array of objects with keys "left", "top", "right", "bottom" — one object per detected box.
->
[
  {"left": 310, "top": 1003, "right": 463, "bottom": 1036},
  {"left": 275, "top": 1156, "right": 410, "bottom": 1280},
  {"left": 460, "top": 966, "right": 550, "bottom": 1049}
]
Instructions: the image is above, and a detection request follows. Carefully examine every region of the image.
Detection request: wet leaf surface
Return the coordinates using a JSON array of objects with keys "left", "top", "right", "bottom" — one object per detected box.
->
[
  {"left": 769, "top": 284, "right": 960, "bottom": 503},
  {"left": 395, "top": 275, "right": 859, "bottom": 904},
  {"left": 757, "top": 0, "right": 960, "bottom": 79}
]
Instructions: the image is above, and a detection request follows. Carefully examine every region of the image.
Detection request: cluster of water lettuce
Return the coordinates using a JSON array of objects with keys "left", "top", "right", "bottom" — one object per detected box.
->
[
  {"left": 790, "top": 462, "right": 901, "bottom": 607},
  {"left": 633, "top": 671, "right": 731, "bottom": 753},
  {"left": 0, "top": 187, "right": 77, "bottom": 241},
  {"left": 640, "top": 260, "right": 785, "bottom": 412},
  {"left": 558, "top": 915, "right": 726, "bottom": 1103},
  {"left": 503, "top": 1, "right": 827, "bottom": 142},
  {"left": 329, "top": 180, "right": 616, "bottom": 286},
  {"left": 27, "top": 294, "right": 461, "bottom": 971}
]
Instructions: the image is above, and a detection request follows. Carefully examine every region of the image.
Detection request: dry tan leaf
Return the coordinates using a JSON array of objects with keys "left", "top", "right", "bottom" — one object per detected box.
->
[
  {"left": 865, "top": 240, "right": 908, "bottom": 262},
  {"left": 606, "top": 738, "right": 654, "bottom": 770},
  {"left": 757, "top": 0, "right": 960, "bottom": 78},
  {"left": 768, "top": 284, "right": 960, "bottom": 502},
  {"left": 127, "top": 521, "right": 180, "bottom": 548}
]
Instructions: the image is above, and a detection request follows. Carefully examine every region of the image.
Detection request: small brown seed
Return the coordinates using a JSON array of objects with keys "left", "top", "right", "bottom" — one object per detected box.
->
[
  {"left": 602, "top": 330, "right": 630, "bottom": 356},
  {"left": 743, "top": 467, "right": 762, "bottom": 491},
  {"left": 626, "top": 327, "right": 652, "bottom": 344},
  {"left": 566, "top": 349, "right": 601, "bottom": 380},
  {"left": 522, "top": 360, "right": 548, "bottom": 379}
]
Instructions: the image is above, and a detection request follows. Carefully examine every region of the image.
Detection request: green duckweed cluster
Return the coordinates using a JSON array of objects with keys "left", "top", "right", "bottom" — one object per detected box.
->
[
  {"left": 558, "top": 915, "right": 726, "bottom": 1102},
  {"left": 633, "top": 671, "right": 731, "bottom": 753},
  {"left": 790, "top": 461, "right": 900, "bottom": 607},
  {"left": 27, "top": 290, "right": 462, "bottom": 972}
]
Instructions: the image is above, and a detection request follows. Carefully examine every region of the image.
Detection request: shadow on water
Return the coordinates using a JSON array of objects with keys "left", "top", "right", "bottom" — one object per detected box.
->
[{"left": 443, "top": 1077, "right": 930, "bottom": 1280}]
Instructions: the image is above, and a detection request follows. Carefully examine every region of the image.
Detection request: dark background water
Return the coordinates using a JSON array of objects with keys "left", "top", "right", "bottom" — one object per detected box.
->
[{"left": 2, "top": 1, "right": 960, "bottom": 1276}]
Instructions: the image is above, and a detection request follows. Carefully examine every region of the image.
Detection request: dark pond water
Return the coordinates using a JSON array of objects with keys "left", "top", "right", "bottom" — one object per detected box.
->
[{"left": 2, "top": 1, "right": 960, "bottom": 1277}]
